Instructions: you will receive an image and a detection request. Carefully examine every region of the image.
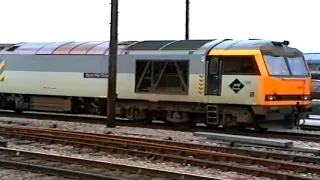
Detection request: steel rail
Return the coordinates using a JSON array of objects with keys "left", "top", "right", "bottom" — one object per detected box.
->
[
  {"left": 76, "top": 131, "right": 320, "bottom": 164},
  {"left": 2, "top": 126, "right": 320, "bottom": 169},
  {"left": 1, "top": 110, "right": 320, "bottom": 142},
  {"left": 0, "top": 147, "right": 217, "bottom": 180},
  {"left": 4, "top": 127, "right": 320, "bottom": 164},
  {"left": 0, "top": 159, "right": 126, "bottom": 180},
  {"left": 0, "top": 126, "right": 318, "bottom": 180}
]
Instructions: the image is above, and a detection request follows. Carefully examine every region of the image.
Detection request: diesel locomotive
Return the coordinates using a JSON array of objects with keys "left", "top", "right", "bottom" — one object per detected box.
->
[{"left": 0, "top": 39, "right": 312, "bottom": 130}]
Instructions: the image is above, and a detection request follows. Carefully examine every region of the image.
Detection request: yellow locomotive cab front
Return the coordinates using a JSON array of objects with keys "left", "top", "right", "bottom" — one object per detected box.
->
[
  {"left": 205, "top": 40, "right": 311, "bottom": 130},
  {"left": 258, "top": 53, "right": 311, "bottom": 106},
  {"left": 255, "top": 52, "right": 312, "bottom": 129}
]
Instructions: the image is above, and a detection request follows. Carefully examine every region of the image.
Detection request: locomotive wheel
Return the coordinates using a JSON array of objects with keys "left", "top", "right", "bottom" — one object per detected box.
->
[
  {"left": 164, "top": 111, "right": 196, "bottom": 128},
  {"left": 254, "top": 125, "right": 268, "bottom": 132},
  {"left": 126, "top": 108, "right": 151, "bottom": 125},
  {"left": 135, "top": 116, "right": 152, "bottom": 125}
]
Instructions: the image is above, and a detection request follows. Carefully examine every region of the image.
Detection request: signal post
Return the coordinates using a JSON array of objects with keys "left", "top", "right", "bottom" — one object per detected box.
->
[
  {"left": 185, "top": 0, "right": 190, "bottom": 40},
  {"left": 107, "top": 0, "right": 118, "bottom": 128}
]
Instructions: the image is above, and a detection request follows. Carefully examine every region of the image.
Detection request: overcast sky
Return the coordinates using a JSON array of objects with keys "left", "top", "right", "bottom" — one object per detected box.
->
[{"left": 0, "top": 0, "right": 318, "bottom": 52}]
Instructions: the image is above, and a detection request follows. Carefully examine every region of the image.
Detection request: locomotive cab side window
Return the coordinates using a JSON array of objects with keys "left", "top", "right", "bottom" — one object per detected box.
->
[
  {"left": 208, "top": 57, "right": 219, "bottom": 75},
  {"left": 309, "top": 64, "right": 320, "bottom": 72},
  {"left": 312, "top": 73, "right": 320, "bottom": 80},
  {"left": 220, "top": 55, "right": 260, "bottom": 75},
  {"left": 206, "top": 57, "right": 222, "bottom": 96}
]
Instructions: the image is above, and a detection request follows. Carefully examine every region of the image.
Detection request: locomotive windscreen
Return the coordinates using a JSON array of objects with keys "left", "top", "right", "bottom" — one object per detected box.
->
[{"left": 264, "top": 55, "right": 309, "bottom": 77}]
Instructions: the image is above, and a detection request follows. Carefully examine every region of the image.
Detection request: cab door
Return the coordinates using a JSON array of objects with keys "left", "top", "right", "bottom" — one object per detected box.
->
[{"left": 206, "top": 57, "right": 222, "bottom": 96}]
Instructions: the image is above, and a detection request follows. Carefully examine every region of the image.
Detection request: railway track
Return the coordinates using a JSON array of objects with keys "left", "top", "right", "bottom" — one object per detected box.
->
[
  {"left": 0, "top": 126, "right": 319, "bottom": 180},
  {"left": 0, "top": 147, "right": 216, "bottom": 180},
  {"left": 71, "top": 131, "right": 320, "bottom": 164},
  {"left": 0, "top": 148, "right": 126, "bottom": 180},
  {"left": 1, "top": 110, "right": 320, "bottom": 142}
]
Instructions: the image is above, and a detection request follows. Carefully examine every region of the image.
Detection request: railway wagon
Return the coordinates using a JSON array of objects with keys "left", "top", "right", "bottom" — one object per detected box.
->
[
  {"left": 0, "top": 39, "right": 312, "bottom": 130},
  {"left": 304, "top": 53, "right": 320, "bottom": 99}
]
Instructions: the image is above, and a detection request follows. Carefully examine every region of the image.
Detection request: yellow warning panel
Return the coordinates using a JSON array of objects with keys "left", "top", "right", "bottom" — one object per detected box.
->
[
  {"left": 0, "top": 61, "right": 5, "bottom": 69},
  {"left": 198, "top": 74, "right": 205, "bottom": 95},
  {"left": 0, "top": 75, "right": 4, "bottom": 81},
  {"left": 0, "top": 60, "right": 6, "bottom": 81}
]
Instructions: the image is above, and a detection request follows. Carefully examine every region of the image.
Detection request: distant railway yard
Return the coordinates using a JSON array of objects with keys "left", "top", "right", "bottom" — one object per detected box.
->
[{"left": 0, "top": 110, "right": 320, "bottom": 180}]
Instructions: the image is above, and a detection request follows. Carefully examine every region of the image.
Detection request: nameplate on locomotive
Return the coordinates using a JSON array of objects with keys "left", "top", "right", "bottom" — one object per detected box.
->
[{"left": 83, "top": 73, "right": 108, "bottom": 79}]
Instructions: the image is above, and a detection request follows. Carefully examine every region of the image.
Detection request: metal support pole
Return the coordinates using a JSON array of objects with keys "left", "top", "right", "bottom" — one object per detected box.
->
[
  {"left": 107, "top": 0, "right": 118, "bottom": 128},
  {"left": 185, "top": 0, "right": 190, "bottom": 40}
]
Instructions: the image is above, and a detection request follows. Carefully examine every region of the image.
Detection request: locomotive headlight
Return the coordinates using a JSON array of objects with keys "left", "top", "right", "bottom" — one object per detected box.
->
[
  {"left": 302, "top": 96, "right": 309, "bottom": 100},
  {"left": 265, "top": 95, "right": 276, "bottom": 101}
]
